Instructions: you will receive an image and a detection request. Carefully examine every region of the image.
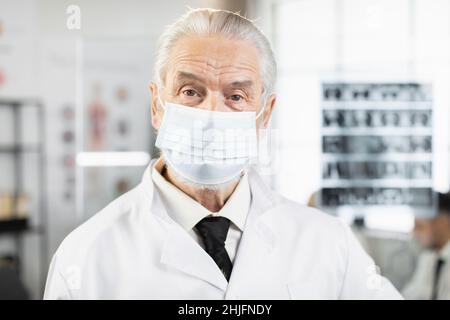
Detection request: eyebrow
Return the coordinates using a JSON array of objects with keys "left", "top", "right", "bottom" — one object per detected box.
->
[
  {"left": 175, "top": 71, "right": 254, "bottom": 89},
  {"left": 229, "top": 80, "right": 254, "bottom": 89},
  {"left": 175, "top": 71, "right": 206, "bottom": 85}
]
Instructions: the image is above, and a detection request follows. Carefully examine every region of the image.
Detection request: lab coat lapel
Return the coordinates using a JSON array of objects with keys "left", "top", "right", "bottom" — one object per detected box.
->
[
  {"left": 143, "top": 161, "right": 228, "bottom": 292},
  {"left": 143, "top": 161, "right": 279, "bottom": 295},
  {"left": 159, "top": 222, "right": 228, "bottom": 292},
  {"left": 225, "top": 168, "right": 280, "bottom": 298}
]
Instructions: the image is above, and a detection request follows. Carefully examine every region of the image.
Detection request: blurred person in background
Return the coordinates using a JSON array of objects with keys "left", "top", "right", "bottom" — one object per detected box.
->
[{"left": 402, "top": 192, "right": 450, "bottom": 299}]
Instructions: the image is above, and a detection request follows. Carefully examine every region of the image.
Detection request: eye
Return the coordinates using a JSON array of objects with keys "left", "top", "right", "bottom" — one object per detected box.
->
[
  {"left": 182, "top": 89, "right": 200, "bottom": 97},
  {"left": 230, "top": 94, "right": 244, "bottom": 102}
]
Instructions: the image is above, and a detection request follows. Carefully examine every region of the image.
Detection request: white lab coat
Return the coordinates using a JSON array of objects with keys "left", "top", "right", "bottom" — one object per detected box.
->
[{"left": 44, "top": 160, "right": 403, "bottom": 299}]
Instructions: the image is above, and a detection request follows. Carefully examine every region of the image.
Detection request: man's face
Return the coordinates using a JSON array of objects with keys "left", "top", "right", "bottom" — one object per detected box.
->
[
  {"left": 413, "top": 212, "right": 450, "bottom": 249},
  {"left": 150, "top": 35, "right": 275, "bottom": 130},
  {"left": 413, "top": 218, "right": 435, "bottom": 249}
]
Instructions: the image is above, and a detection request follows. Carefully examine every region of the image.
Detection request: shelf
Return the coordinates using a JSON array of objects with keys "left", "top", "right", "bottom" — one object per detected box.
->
[
  {"left": 321, "top": 127, "right": 432, "bottom": 136},
  {"left": 321, "top": 101, "right": 432, "bottom": 110},
  {"left": 321, "top": 153, "right": 433, "bottom": 162},
  {"left": 321, "top": 179, "right": 433, "bottom": 188},
  {"left": 0, "top": 97, "right": 47, "bottom": 295},
  {"left": 0, "top": 98, "right": 42, "bottom": 107},
  {"left": 0, "top": 146, "right": 42, "bottom": 153},
  {"left": 0, "top": 218, "right": 29, "bottom": 234}
]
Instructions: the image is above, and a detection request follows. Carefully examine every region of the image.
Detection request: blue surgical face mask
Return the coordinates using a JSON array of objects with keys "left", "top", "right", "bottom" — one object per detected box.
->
[{"left": 155, "top": 97, "right": 265, "bottom": 186}]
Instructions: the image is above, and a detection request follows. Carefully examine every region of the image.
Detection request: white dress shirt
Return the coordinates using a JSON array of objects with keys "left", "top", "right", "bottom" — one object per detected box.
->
[
  {"left": 151, "top": 158, "right": 250, "bottom": 263},
  {"left": 402, "top": 241, "right": 450, "bottom": 300}
]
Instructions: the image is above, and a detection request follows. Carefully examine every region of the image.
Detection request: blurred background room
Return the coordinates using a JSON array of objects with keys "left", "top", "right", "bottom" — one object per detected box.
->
[{"left": 0, "top": 0, "right": 449, "bottom": 299}]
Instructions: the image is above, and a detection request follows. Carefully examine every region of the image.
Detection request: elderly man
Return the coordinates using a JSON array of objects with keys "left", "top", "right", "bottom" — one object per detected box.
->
[{"left": 44, "top": 8, "right": 402, "bottom": 299}]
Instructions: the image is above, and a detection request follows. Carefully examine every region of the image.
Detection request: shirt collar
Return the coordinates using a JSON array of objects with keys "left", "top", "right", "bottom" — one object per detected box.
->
[{"left": 151, "top": 158, "right": 250, "bottom": 232}]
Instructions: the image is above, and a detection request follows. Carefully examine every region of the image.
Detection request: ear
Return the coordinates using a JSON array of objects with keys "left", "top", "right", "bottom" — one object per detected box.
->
[
  {"left": 260, "top": 93, "right": 276, "bottom": 129},
  {"left": 149, "top": 82, "right": 163, "bottom": 130}
]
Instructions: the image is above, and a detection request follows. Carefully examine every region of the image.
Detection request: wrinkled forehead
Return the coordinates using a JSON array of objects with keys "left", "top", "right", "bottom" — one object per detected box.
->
[{"left": 164, "top": 35, "right": 263, "bottom": 91}]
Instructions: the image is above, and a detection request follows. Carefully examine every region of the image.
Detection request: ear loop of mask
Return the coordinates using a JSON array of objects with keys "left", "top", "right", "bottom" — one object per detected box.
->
[
  {"left": 256, "top": 95, "right": 271, "bottom": 154},
  {"left": 157, "top": 90, "right": 166, "bottom": 111},
  {"left": 256, "top": 95, "right": 269, "bottom": 120}
]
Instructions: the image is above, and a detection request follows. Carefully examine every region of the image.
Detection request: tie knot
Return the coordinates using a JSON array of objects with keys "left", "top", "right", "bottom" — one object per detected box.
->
[{"left": 195, "top": 216, "right": 230, "bottom": 245}]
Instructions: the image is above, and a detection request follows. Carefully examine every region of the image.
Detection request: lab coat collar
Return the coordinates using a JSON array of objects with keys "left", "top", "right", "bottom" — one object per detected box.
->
[
  {"left": 246, "top": 166, "right": 280, "bottom": 223},
  {"left": 140, "top": 160, "right": 228, "bottom": 290},
  {"left": 151, "top": 158, "right": 211, "bottom": 230},
  {"left": 223, "top": 166, "right": 280, "bottom": 297},
  {"left": 140, "top": 159, "right": 280, "bottom": 293}
]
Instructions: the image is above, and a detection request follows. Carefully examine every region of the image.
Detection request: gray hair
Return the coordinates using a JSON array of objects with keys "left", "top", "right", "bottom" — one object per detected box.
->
[{"left": 154, "top": 8, "right": 277, "bottom": 99}]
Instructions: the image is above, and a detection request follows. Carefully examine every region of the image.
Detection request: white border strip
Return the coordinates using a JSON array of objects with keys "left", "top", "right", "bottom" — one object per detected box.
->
[{"left": 76, "top": 152, "right": 151, "bottom": 167}]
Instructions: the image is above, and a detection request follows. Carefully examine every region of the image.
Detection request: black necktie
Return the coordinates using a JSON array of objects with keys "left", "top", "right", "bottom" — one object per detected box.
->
[
  {"left": 195, "top": 216, "right": 233, "bottom": 281},
  {"left": 431, "top": 258, "right": 445, "bottom": 300}
]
